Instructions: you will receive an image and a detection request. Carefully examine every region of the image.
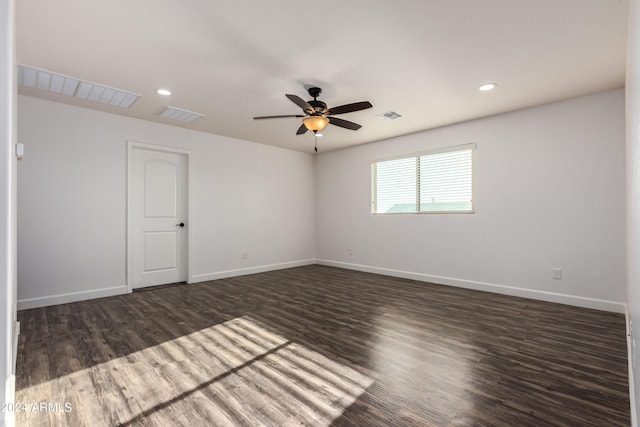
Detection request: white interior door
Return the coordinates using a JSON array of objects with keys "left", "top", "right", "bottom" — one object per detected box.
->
[{"left": 131, "top": 147, "right": 187, "bottom": 289}]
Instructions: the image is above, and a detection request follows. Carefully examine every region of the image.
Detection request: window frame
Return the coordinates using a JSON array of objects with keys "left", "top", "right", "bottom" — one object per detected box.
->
[{"left": 371, "top": 143, "right": 476, "bottom": 215}]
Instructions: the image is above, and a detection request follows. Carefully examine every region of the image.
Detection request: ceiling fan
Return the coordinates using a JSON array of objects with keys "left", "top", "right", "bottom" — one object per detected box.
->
[{"left": 253, "top": 87, "right": 373, "bottom": 150}]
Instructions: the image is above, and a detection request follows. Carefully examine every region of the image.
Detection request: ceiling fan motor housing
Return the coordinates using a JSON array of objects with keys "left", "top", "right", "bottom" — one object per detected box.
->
[{"left": 308, "top": 100, "right": 327, "bottom": 114}]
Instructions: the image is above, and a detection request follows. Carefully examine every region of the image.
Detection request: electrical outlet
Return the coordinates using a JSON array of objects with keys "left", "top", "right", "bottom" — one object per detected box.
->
[
  {"left": 348, "top": 248, "right": 353, "bottom": 256},
  {"left": 15, "top": 143, "right": 24, "bottom": 159},
  {"left": 242, "top": 251, "right": 248, "bottom": 260},
  {"left": 552, "top": 268, "right": 562, "bottom": 280}
]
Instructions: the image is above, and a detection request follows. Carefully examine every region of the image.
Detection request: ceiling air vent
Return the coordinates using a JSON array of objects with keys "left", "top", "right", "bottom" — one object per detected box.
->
[
  {"left": 158, "top": 106, "right": 204, "bottom": 123},
  {"left": 377, "top": 111, "right": 403, "bottom": 120},
  {"left": 18, "top": 65, "right": 140, "bottom": 109}
]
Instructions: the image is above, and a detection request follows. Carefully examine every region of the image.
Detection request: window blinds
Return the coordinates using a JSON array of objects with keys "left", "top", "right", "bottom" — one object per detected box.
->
[{"left": 372, "top": 144, "right": 475, "bottom": 214}]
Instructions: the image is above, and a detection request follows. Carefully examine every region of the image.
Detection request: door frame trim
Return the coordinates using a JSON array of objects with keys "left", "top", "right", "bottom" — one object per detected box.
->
[{"left": 126, "top": 140, "right": 191, "bottom": 293}]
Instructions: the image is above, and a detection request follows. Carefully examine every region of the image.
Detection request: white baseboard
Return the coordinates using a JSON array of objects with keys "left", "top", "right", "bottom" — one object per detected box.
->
[
  {"left": 317, "top": 259, "right": 626, "bottom": 314},
  {"left": 3, "top": 373, "right": 15, "bottom": 427},
  {"left": 11, "top": 321, "right": 18, "bottom": 375},
  {"left": 16, "top": 260, "right": 626, "bottom": 315},
  {"left": 17, "top": 285, "right": 129, "bottom": 310},
  {"left": 190, "top": 259, "right": 316, "bottom": 283},
  {"left": 16, "top": 261, "right": 316, "bottom": 310},
  {"left": 627, "top": 307, "right": 638, "bottom": 427},
  {"left": 0, "top": 406, "right": 13, "bottom": 427}
]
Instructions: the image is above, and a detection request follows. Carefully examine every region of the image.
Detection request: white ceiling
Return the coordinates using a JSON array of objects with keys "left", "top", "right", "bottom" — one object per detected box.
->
[{"left": 16, "top": 0, "right": 629, "bottom": 153}]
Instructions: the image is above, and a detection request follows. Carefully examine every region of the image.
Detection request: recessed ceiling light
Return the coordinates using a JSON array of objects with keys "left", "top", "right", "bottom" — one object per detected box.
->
[
  {"left": 479, "top": 83, "right": 497, "bottom": 91},
  {"left": 156, "top": 88, "right": 172, "bottom": 96}
]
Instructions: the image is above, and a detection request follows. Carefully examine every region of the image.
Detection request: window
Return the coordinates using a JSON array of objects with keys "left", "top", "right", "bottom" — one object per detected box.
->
[{"left": 371, "top": 143, "right": 475, "bottom": 214}]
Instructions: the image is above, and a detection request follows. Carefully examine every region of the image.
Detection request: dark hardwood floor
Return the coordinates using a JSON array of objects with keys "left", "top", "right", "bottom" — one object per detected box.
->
[{"left": 16, "top": 265, "right": 630, "bottom": 426}]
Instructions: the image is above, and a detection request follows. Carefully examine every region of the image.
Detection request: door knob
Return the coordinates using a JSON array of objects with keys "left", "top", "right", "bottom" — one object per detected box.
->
[{"left": 176, "top": 222, "right": 185, "bottom": 227}]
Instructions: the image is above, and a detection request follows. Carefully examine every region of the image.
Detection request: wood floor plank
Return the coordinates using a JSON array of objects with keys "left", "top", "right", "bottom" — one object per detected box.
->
[{"left": 15, "top": 265, "right": 630, "bottom": 426}]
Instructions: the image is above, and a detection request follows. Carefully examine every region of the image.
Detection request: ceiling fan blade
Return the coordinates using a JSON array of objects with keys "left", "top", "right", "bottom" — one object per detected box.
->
[
  {"left": 253, "top": 115, "right": 305, "bottom": 120},
  {"left": 328, "top": 116, "right": 362, "bottom": 131},
  {"left": 296, "top": 123, "right": 308, "bottom": 135},
  {"left": 328, "top": 101, "right": 373, "bottom": 115},
  {"left": 286, "top": 94, "right": 314, "bottom": 114}
]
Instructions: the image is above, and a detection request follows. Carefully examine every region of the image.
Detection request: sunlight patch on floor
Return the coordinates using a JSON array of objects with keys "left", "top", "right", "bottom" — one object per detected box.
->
[{"left": 18, "top": 316, "right": 373, "bottom": 426}]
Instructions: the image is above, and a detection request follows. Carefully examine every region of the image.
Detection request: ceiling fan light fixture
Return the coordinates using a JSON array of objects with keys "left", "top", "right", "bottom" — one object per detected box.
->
[{"left": 302, "top": 116, "right": 329, "bottom": 132}]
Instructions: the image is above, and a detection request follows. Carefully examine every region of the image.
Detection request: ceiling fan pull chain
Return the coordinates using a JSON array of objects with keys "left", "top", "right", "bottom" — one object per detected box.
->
[{"left": 314, "top": 134, "right": 318, "bottom": 152}]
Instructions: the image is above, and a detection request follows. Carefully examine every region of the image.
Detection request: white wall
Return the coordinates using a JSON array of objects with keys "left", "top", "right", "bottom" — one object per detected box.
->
[
  {"left": 0, "top": 0, "right": 17, "bottom": 425},
  {"left": 627, "top": 0, "right": 640, "bottom": 423},
  {"left": 17, "top": 95, "right": 316, "bottom": 308},
  {"left": 316, "top": 89, "right": 626, "bottom": 312}
]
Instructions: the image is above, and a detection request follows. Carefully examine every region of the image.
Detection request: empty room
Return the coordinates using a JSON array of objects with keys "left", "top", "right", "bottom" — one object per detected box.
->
[{"left": 1, "top": 0, "right": 639, "bottom": 426}]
